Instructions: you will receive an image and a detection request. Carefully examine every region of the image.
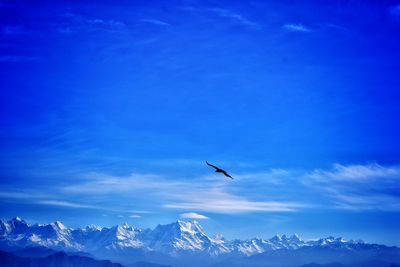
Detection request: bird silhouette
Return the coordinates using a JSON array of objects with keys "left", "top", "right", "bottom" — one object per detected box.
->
[{"left": 206, "top": 161, "right": 233, "bottom": 179}]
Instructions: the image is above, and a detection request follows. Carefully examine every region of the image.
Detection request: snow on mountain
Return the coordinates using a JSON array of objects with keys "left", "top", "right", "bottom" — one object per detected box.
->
[
  {"left": 228, "top": 234, "right": 307, "bottom": 256},
  {"left": 89, "top": 224, "right": 148, "bottom": 252},
  {"left": 0, "top": 217, "right": 28, "bottom": 236},
  {"left": 145, "top": 220, "right": 230, "bottom": 256},
  {"left": 0, "top": 218, "right": 82, "bottom": 251},
  {"left": 0, "top": 217, "right": 378, "bottom": 260}
]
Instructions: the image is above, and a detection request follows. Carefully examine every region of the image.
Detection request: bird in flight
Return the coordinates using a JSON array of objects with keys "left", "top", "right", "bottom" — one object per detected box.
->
[{"left": 206, "top": 161, "right": 233, "bottom": 179}]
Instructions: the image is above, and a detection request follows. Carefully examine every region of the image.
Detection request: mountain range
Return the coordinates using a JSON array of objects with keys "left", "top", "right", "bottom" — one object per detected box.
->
[{"left": 1, "top": 217, "right": 399, "bottom": 267}]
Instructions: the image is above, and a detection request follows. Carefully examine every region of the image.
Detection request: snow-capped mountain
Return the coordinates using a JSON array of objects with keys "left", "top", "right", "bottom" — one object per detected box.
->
[
  {"left": 228, "top": 234, "right": 305, "bottom": 256},
  {"left": 145, "top": 220, "right": 230, "bottom": 256},
  {"left": 1, "top": 217, "right": 399, "bottom": 266}
]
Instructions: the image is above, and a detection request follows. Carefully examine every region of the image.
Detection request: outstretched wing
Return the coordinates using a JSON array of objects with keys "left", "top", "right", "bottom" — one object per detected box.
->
[
  {"left": 221, "top": 170, "right": 234, "bottom": 179},
  {"left": 206, "top": 161, "right": 218, "bottom": 170}
]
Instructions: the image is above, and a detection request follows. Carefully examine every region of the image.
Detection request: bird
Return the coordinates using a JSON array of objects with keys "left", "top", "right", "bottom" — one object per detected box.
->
[{"left": 206, "top": 161, "right": 233, "bottom": 179}]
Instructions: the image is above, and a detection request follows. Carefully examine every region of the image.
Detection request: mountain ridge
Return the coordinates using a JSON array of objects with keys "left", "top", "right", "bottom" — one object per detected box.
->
[{"left": 1, "top": 217, "right": 399, "bottom": 267}]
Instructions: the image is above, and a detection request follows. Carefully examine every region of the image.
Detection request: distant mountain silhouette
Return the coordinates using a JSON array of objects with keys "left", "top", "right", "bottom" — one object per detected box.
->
[
  {"left": 215, "top": 244, "right": 400, "bottom": 267},
  {"left": 127, "top": 261, "right": 172, "bottom": 267},
  {"left": 300, "top": 263, "right": 347, "bottom": 267},
  {"left": 0, "top": 250, "right": 123, "bottom": 267},
  {"left": 300, "top": 260, "right": 399, "bottom": 267},
  {"left": 10, "top": 246, "right": 57, "bottom": 258}
]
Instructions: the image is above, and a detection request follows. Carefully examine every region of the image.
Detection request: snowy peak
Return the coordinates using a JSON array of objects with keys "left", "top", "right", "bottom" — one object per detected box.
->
[
  {"left": 150, "top": 220, "right": 206, "bottom": 241},
  {"left": 85, "top": 224, "right": 102, "bottom": 232},
  {"left": 270, "top": 234, "right": 282, "bottom": 242},
  {"left": 51, "top": 221, "right": 67, "bottom": 231},
  {"left": 1, "top": 217, "right": 29, "bottom": 235},
  {"left": 11, "top": 216, "right": 25, "bottom": 223},
  {"left": 289, "top": 233, "right": 301, "bottom": 242},
  {"left": 9, "top": 217, "right": 28, "bottom": 228},
  {"left": 176, "top": 220, "right": 205, "bottom": 235},
  {"left": 0, "top": 217, "right": 375, "bottom": 259}
]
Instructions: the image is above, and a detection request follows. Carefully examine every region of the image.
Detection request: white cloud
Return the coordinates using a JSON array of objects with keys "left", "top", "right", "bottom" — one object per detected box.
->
[
  {"left": 62, "top": 171, "right": 308, "bottom": 214},
  {"left": 303, "top": 163, "right": 400, "bottom": 211},
  {"left": 330, "top": 193, "right": 400, "bottom": 211},
  {"left": 0, "top": 191, "right": 34, "bottom": 199},
  {"left": 283, "top": 23, "right": 311, "bottom": 32},
  {"left": 307, "top": 163, "right": 400, "bottom": 182},
  {"left": 165, "top": 186, "right": 307, "bottom": 213},
  {"left": 58, "top": 12, "right": 126, "bottom": 34},
  {"left": 180, "top": 212, "right": 208, "bottom": 220},
  {"left": 0, "top": 189, "right": 147, "bottom": 213},
  {"left": 209, "top": 8, "right": 260, "bottom": 29},
  {"left": 10, "top": 162, "right": 399, "bottom": 215},
  {"left": 166, "top": 200, "right": 305, "bottom": 214},
  {"left": 64, "top": 13, "right": 125, "bottom": 28},
  {"left": 139, "top": 19, "right": 171, "bottom": 27},
  {"left": 129, "top": 214, "right": 142, "bottom": 219},
  {"left": 37, "top": 200, "right": 97, "bottom": 209}
]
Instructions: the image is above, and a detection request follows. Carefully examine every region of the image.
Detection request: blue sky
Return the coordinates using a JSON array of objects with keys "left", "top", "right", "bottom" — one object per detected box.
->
[{"left": 1, "top": 0, "right": 400, "bottom": 246}]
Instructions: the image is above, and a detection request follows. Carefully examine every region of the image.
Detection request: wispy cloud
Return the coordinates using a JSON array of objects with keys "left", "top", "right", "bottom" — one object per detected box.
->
[
  {"left": 307, "top": 163, "right": 400, "bottom": 182},
  {"left": 57, "top": 13, "right": 127, "bottom": 34},
  {"left": 180, "top": 212, "right": 208, "bottom": 220},
  {"left": 0, "top": 191, "right": 47, "bottom": 199},
  {"left": 167, "top": 199, "right": 305, "bottom": 214},
  {"left": 64, "top": 13, "right": 125, "bottom": 27},
  {"left": 304, "top": 163, "right": 400, "bottom": 211},
  {"left": 330, "top": 193, "right": 400, "bottom": 211},
  {"left": 129, "top": 214, "right": 142, "bottom": 219},
  {"left": 139, "top": 19, "right": 171, "bottom": 27},
  {"left": 0, "top": 189, "right": 146, "bottom": 213},
  {"left": 208, "top": 8, "right": 260, "bottom": 29},
  {"left": 36, "top": 200, "right": 97, "bottom": 209},
  {"left": 4, "top": 161, "right": 398, "bottom": 214},
  {"left": 0, "top": 191, "right": 100, "bottom": 210},
  {"left": 283, "top": 23, "right": 311, "bottom": 32},
  {"left": 62, "top": 171, "right": 308, "bottom": 214}
]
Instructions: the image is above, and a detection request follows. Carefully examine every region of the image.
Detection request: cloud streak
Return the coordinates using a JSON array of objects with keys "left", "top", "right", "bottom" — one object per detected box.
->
[
  {"left": 3, "top": 162, "right": 399, "bottom": 214},
  {"left": 0, "top": 190, "right": 146, "bottom": 214},
  {"left": 180, "top": 212, "right": 208, "bottom": 220},
  {"left": 308, "top": 163, "right": 400, "bottom": 182},
  {"left": 36, "top": 200, "right": 98, "bottom": 209},
  {"left": 139, "top": 19, "right": 171, "bottom": 27},
  {"left": 208, "top": 8, "right": 260, "bottom": 29},
  {"left": 57, "top": 13, "right": 127, "bottom": 34},
  {"left": 283, "top": 23, "right": 311, "bottom": 32},
  {"left": 167, "top": 200, "right": 305, "bottom": 214},
  {"left": 61, "top": 171, "right": 308, "bottom": 214},
  {"left": 303, "top": 163, "right": 400, "bottom": 211}
]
